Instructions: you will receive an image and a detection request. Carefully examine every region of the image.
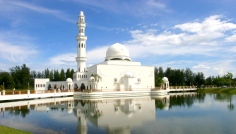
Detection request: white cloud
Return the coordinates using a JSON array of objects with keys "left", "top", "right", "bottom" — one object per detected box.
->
[
  {"left": 174, "top": 15, "right": 236, "bottom": 37},
  {"left": 47, "top": 14, "right": 236, "bottom": 77},
  {"left": 123, "top": 14, "right": 236, "bottom": 56},
  {"left": 0, "top": 41, "right": 37, "bottom": 62},
  {"left": 47, "top": 46, "right": 108, "bottom": 69},
  {"left": 73, "top": 0, "right": 168, "bottom": 16},
  {"left": 0, "top": 0, "right": 73, "bottom": 23},
  {"left": 87, "top": 46, "right": 108, "bottom": 64},
  {"left": 225, "top": 34, "right": 236, "bottom": 42},
  {"left": 0, "top": 30, "right": 38, "bottom": 64},
  {"left": 49, "top": 53, "right": 76, "bottom": 65},
  {"left": 191, "top": 60, "right": 236, "bottom": 77},
  {"left": 193, "top": 64, "right": 211, "bottom": 69}
]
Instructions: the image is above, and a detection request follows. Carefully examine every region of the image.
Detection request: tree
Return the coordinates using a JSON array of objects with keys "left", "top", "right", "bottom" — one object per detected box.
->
[
  {"left": 70, "top": 69, "right": 74, "bottom": 79},
  {"left": 60, "top": 69, "right": 65, "bottom": 81},
  {"left": 91, "top": 74, "right": 102, "bottom": 89},
  {"left": 158, "top": 67, "right": 164, "bottom": 78},
  {"left": 185, "top": 68, "right": 194, "bottom": 86},
  {"left": 10, "top": 64, "right": 30, "bottom": 89},
  {"left": 53, "top": 69, "right": 60, "bottom": 81},
  {"left": 30, "top": 70, "right": 37, "bottom": 87},
  {"left": 49, "top": 69, "right": 54, "bottom": 81},
  {"left": 205, "top": 76, "right": 213, "bottom": 86},
  {"left": 154, "top": 67, "right": 162, "bottom": 86},
  {"left": 45, "top": 68, "right": 50, "bottom": 78},
  {"left": 37, "top": 71, "right": 42, "bottom": 78},
  {"left": 194, "top": 72, "right": 205, "bottom": 88},
  {"left": 66, "top": 68, "right": 70, "bottom": 79},
  {"left": 0, "top": 71, "right": 14, "bottom": 89},
  {"left": 226, "top": 72, "right": 233, "bottom": 87}
]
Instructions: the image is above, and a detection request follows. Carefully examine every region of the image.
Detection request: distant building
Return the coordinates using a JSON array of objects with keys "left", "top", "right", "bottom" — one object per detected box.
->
[{"left": 34, "top": 11, "right": 154, "bottom": 91}]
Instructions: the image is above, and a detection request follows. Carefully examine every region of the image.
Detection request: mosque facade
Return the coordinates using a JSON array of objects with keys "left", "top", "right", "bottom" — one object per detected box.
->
[{"left": 34, "top": 11, "right": 154, "bottom": 92}]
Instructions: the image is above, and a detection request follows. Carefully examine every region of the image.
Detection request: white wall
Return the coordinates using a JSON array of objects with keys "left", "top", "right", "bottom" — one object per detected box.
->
[
  {"left": 87, "top": 63, "right": 154, "bottom": 91},
  {"left": 34, "top": 78, "right": 49, "bottom": 90}
]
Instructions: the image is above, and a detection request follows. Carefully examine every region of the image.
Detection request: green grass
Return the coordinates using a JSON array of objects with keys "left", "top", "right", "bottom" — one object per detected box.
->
[
  {"left": 198, "top": 88, "right": 236, "bottom": 94},
  {"left": 0, "top": 125, "right": 31, "bottom": 134}
]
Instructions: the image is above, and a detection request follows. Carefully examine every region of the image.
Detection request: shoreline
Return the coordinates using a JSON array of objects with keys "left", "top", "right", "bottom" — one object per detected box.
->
[
  {"left": 0, "top": 125, "right": 31, "bottom": 134},
  {"left": 197, "top": 88, "right": 236, "bottom": 94}
]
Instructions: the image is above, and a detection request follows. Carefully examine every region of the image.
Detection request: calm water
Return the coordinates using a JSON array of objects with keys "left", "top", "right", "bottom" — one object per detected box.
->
[{"left": 0, "top": 93, "right": 236, "bottom": 134}]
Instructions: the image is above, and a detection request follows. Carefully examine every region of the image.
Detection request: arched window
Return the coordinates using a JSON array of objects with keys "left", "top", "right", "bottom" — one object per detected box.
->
[
  {"left": 111, "top": 58, "right": 122, "bottom": 60},
  {"left": 79, "top": 43, "right": 80, "bottom": 48},
  {"left": 81, "top": 43, "right": 83, "bottom": 48}
]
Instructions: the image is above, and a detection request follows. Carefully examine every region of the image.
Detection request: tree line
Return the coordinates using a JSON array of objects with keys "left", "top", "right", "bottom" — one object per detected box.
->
[
  {"left": 154, "top": 67, "right": 235, "bottom": 87},
  {"left": 0, "top": 64, "right": 235, "bottom": 90},
  {"left": 0, "top": 64, "right": 74, "bottom": 89}
]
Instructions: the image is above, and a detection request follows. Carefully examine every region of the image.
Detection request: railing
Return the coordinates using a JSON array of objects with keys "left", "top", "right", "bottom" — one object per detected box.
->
[{"left": 0, "top": 89, "right": 74, "bottom": 96}]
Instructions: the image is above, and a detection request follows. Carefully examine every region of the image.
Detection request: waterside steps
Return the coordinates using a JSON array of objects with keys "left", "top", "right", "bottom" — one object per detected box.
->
[
  {"left": 0, "top": 87, "right": 197, "bottom": 101},
  {"left": 0, "top": 90, "right": 73, "bottom": 101}
]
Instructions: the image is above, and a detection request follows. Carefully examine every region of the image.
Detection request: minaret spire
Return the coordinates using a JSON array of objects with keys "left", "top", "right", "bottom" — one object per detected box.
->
[{"left": 76, "top": 11, "right": 87, "bottom": 72}]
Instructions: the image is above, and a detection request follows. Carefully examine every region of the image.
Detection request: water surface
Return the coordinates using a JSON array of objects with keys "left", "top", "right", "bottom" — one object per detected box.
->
[{"left": 0, "top": 93, "right": 235, "bottom": 134}]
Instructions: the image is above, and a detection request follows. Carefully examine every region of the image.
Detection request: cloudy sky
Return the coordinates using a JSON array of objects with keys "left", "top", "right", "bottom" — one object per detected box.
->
[{"left": 0, "top": 0, "right": 236, "bottom": 77}]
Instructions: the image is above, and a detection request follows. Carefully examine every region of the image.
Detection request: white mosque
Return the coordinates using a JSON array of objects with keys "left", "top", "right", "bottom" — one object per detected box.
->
[{"left": 34, "top": 11, "right": 155, "bottom": 92}]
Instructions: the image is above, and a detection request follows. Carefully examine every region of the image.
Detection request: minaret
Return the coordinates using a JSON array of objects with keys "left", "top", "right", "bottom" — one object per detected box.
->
[{"left": 76, "top": 11, "right": 87, "bottom": 72}]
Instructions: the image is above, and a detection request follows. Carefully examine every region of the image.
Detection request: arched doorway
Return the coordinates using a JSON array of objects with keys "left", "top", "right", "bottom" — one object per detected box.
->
[
  {"left": 80, "top": 83, "right": 85, "bottom": 91},
  {"left": 74, "top": 83, "right": 78, "bottom": 90},
  {"left": 48, "top": 84, "right": 51, "bottom": 90}
]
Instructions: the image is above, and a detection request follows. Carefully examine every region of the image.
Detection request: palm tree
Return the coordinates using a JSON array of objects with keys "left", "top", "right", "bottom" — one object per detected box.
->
[
  {"left": 226, "top": 72, "right": 233, "bottom": 88},
  {"left": 91, "top": 74, "right": 102, "bottom": 89}
]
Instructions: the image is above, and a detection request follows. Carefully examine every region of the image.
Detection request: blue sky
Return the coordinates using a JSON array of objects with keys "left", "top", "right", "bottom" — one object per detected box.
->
[{"left": 0, "top": 0, "right": 236, "bottom": 78}]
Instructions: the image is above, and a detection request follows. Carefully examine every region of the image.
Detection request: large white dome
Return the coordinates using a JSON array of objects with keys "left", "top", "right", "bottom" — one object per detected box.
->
[{"left": 105, "top": 43, "right": 131, "bottom": 61}]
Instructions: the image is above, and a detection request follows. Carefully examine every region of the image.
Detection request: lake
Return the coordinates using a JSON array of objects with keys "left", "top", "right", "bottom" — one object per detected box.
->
[{"left": 0, "top": 93, "right": 235, "bottom": 134}]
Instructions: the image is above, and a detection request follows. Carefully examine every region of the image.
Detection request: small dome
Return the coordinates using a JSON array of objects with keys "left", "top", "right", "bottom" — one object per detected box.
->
[
  {"left": 162, "top": 77, "right": 168, "bottom": 83},
  {"left": 105, "top": 43, "right": 131, "bottom": 61},
  {"left": 66, "top": 78, "right": 73, "bottom": 83},
  {"left": 80, "top": 11, "right": 84, "bottom": 16}
]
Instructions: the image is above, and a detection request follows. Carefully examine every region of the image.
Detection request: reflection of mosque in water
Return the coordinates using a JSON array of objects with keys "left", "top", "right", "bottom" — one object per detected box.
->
[
  {"left": 0, "top": 93, "right": 200, "bottom": 133},
  {"left": 74, "top": 97, "right": 157, "bottom": 134}
]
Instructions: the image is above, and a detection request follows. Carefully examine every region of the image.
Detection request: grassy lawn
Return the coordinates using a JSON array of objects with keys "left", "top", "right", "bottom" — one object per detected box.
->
[
  {"left": 198, "top": 88, "right": 236, "bottom": 94},
  {"left": 0, "top": 125, "right": 31, "bottom": 134}
]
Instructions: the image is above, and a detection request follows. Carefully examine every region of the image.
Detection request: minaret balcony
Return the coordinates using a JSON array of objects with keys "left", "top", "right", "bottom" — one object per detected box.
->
[
  {"left": 76, "top": 36, "right": 87, "bottom": 41},
  {"left": 76, "top": 57, "right": 87, "bottom": 61},
  {"left": 77, "top": 23, "right": 86, "bottom": 27}
]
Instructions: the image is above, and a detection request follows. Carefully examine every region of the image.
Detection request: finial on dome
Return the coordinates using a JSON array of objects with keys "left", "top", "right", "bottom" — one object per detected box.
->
[{"left": 80, "top": 11, "right": 84, "bottom": 16}]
